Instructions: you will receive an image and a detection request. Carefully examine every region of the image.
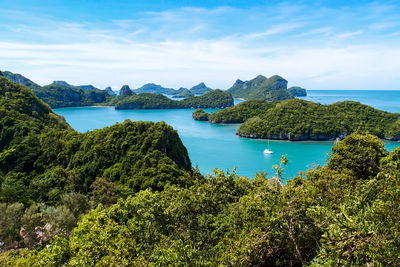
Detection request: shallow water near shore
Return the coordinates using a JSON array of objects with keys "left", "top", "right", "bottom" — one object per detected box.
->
[{"left": 56, "top": 90, "right": 400, "bottom": 180}]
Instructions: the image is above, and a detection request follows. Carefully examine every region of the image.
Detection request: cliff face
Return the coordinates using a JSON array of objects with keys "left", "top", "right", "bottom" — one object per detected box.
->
[
  {"left": 119, "top": 85, "right": 134, "bottom": 96},
  {"left": 288, "top": 86, "right": 307, "bottom": 97}
]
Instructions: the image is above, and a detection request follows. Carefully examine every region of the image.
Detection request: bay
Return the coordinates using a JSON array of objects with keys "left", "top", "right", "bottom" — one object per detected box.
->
[{"left": 55, "top": 90, "right": 400, "bottom": 179}]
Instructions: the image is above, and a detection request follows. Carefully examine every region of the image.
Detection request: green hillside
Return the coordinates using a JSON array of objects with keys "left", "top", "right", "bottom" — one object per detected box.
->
[{"left": 228, "top": 75, "right": 295, "bottom": 100}]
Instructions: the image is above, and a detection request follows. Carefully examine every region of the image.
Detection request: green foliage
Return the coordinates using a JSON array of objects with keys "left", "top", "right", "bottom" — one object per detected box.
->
[
  {"left": 238, "top": 99, "right": 400, "bottom": 140},
  {"left": 115, "top": 89, "right": 234, "bottom": 109},
  {"left": 1, "top": 75, "right": 400, "bottom": 265},
  {"left": 228, "top": 74, "right": 295, "bottom": 100},
  {"left": 0, "top": 77, "right": 193, "bottom": 206},
  {"left": 327, "top": 131, "right": 386, "bottom": 179},
  {"left": 0, "top": 203, "right": 24, "bottom": 249},
  {"left": 192, "top": 108, "right": 209, "bottom": 121},
  {"left": 207, "top": 99, "right": 276, "bottom": 123}
]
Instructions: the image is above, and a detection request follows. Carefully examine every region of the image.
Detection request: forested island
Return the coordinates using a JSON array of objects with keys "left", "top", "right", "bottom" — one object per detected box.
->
[
  {"left": 194, "top": 99, "right": 400, "bottom": 141},
  {"left": 1, "top": 74, "right": 400, "bottom": 265},
  {"left": 3, "top": 71, "right": 218, "bottom": 109},
  {"left": 227, "top": 74, "right": 307, "bottom": 100},
  {"left": 3, "top": 71, "right": 306, "bottom": 109},
  {"left": 114, "top": 89, "right": 233, "bottom": 109}
]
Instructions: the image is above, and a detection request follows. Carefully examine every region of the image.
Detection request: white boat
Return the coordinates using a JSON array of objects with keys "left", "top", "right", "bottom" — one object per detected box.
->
[
  {"left": 264, "top": 149, "right": 273, "bottom": 154},
  {"left": 264, "top": 139, "right": 273, "bottom": 154}
]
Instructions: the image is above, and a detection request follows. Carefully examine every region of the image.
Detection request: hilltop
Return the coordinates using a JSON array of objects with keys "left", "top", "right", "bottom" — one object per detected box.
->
[{"left": 227, "top": 74, "right": 306, "bottom": 100}]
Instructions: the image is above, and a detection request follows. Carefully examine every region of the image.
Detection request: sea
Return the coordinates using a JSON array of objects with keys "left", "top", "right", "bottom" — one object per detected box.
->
[{"left": 55, "top": 90, "right": 400, "bottom": 180}]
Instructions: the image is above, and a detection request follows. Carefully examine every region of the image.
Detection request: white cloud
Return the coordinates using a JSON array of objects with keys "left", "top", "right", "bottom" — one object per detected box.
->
[{"left": 1, "top": 39, "right": 400, "bottom": 90}]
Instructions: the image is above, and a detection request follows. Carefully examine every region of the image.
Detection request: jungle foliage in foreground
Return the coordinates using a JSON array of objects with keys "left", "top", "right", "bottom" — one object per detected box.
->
[
  {"left": 2, "top": 132, "right": 400, "bottom": 266},
  {"left": 1, "top": 76, "right": 400, "bottom": 266}
]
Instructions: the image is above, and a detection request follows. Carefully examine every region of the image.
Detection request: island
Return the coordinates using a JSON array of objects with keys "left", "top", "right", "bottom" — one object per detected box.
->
[
  {"left": 194, "top": 98, "right": 400, "bottom": 141},
  {"left": 114, "top": 89, "right": 234, "bottom": 109},
  {"left": 193, "top": 99, "right": 276, "bottom": 123},
  {"left": 172, "top": 87, "right": 194, "bottom": 98},
  {"left": 227, "top": 74, "right": 307, "bottom": 100},
  {"left": 237, "top": 99, "right": 400, "bottom": 140},
  {"left": 2, "top": 71, "right": 218, "bottom": 108},
  {"left": 192, "top": 108, "right": 209, "bottom": 121}
]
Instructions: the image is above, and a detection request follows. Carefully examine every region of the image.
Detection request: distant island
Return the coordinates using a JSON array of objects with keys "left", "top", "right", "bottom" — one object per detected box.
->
[
  {"left": 194, "top": 99, "right": 400, "bottom": 141},
  {"left": 114, "top": 89, "right": 233, "bottom": 109},
  {"left": 227, "top": 74, "right": 307, "bottom": 100},
  {"left": 2, "top": 70, "right": 218, "bottom": 109}
]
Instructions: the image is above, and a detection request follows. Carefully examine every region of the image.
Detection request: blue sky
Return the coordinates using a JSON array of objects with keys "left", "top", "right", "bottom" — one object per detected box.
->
[{"left": 1, "top": 0, "right": 400, "bottom": 90}]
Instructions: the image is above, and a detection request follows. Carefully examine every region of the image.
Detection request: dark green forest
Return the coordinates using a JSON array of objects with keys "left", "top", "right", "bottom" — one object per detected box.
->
[
  {"left": 114, "top": 89, "right": 233, "bottom": 109},
  {"left": 194, "top": 98, "right": 400, "bottom": 140},
  {"left": 227, "top": 75, "right": 300, "bottom": 100},
  {"left": 238, "top": 99, "right": 400, "bottom": 140},
  {"left": 1, "top": 76, "right": 400, "bottom": 266}
]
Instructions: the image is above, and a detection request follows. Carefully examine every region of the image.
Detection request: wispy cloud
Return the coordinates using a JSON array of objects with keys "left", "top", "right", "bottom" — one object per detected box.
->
[
  {"left": 334, "top": 30, "right": 363, "bottom": 40},
  {"left": 246, "top": 23, "right": 304, "bottom": 39}
]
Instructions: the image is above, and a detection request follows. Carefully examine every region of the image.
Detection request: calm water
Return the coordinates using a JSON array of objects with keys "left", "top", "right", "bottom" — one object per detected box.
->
[{"left": 55, "top": 90, "right": 400, "bottom": 179}]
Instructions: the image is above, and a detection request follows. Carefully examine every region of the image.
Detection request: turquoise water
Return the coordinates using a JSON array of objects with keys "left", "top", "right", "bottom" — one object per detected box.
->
[{"left": 55, "top": 91, "right": 400, "bottom": 179}]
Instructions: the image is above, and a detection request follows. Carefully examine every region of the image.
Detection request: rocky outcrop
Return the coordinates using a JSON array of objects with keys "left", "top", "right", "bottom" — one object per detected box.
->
[
  {"left": 105, "top": 86, "right": 116, "bottom": 96},
  {"left": 288, "top": 86, "right": 307, "bottom": 97},
  {"left": 268, "top": 75, "right": 287, "bottom": 90},
  {"left": 119, "top": 85, "right": 134, "bottom": 96},
  {"left": 78, "top": 85, "right": 98, "bottom": 91}
]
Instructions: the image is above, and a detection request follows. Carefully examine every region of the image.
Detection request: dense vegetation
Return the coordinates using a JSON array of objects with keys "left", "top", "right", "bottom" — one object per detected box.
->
[
  {"left": 2, "top": 130, "right": 400, "bottom": 266},
  {"left": 0, "top": 76, "right": 193, "bottom": 206},
  {"left": 227, "top": 74, "right": 298, "bottom": 101},
  {"left": 238, "top": 99, "right": 400, "bottom": 140},
  {"left": 192, "top": 108, "right": 209, "bottom": 121},
  {"left": 115, "top": 89, "right": 233, "bottom": 109},
  {"left": 194, "top": 99, "right": 276, "bottom": 123},
  {"left": 1, "top": 74, "right": 400, "bottom": 265}
]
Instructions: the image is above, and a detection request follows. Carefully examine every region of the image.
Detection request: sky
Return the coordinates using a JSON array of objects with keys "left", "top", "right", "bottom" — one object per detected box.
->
[{"left": 1, "top": 0, "right": 400, "bottom": 90}]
